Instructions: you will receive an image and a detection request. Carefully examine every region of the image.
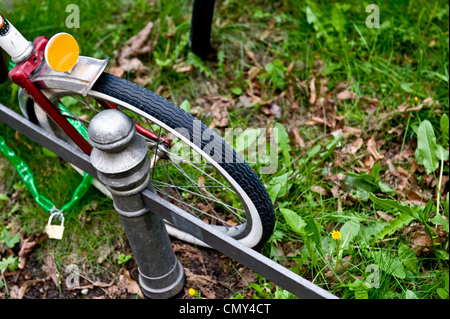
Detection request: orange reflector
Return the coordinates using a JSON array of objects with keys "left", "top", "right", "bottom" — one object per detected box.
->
[{"left": 45, "top": 33, "right": 79, "bottom": 72}]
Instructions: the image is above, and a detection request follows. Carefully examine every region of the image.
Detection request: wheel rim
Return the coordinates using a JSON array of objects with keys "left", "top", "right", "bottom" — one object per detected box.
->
[{"left": 32, "top": 89, "right": 263, "bottom": 248}]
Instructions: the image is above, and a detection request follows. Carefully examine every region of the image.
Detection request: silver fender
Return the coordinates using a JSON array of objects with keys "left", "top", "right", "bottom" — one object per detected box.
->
[
  {"left": 19, "top": 56, "right": 109, "bottom": 119},
  {"left": 31, "top": 56, "right": 109, "bottom": 96}
]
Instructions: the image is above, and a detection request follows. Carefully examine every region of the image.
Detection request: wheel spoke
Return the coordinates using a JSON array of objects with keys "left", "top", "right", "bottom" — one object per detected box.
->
[
  {"left": 52, "top": 94, "right": 248, "bottom": 235},
  {"left": 152, "top": 180, "right": 245, "bottom": 217},
  {"left": 154, "top": 186, "right": 238, "bottom": 227}
]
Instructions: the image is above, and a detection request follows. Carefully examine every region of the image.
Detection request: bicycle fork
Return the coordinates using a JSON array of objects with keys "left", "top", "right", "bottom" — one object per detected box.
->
[
  {"left": 6, "top": 36, "right": 92, "bottom": 154},
  {"left": 1, "top": 13, "right": 91, "bottom": 153}
]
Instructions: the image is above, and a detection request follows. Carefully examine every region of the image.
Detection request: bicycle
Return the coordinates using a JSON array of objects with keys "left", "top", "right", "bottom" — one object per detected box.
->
[{"left": 0, "top": 11, "right": 275, "bottom": 249}]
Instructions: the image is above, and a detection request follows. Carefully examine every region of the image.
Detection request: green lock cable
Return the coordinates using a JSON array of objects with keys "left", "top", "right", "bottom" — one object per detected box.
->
[
  {"left": 0, "top": 135, "right": 93, "bottom": 213},
  {"left": 0, "top": 135, "right": 54, "bottom": 212},
  {"left": 1, "top": 61, "right": 93, "bottom": 214}
]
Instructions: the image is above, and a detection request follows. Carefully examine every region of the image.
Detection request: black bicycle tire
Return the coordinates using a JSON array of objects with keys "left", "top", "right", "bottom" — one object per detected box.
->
[{"left": 91, "top": 72, "right": 275, "bottom": 246}]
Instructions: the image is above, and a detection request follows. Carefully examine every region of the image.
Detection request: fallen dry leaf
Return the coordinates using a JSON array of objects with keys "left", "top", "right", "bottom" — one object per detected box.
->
[
  {"left": 225, "top": 218, "right": 239, "bottom": 226},
  {"left": 386, "top": 159, "right": 401, "bottom": 178},
  {"left": 411, "top": 228, "right": 433, "bottom": 253},
  {"left": 248, "top": 66, "right": 260, "bottom": 82},
  {"left": 18, "top": 279, "right": 46, "bottom": 299},
  {"left": 312, "top": 58, "right": 325, "bottom": 75},
  {"left": 308, "top": 76, "right": 317, "bottom": 105},
  {"left": 287, "top": 61, "right": 295, "bottom": 74},
  {"left": 388, "top": 125, "right": 404, "bottom": 136},
  {"left": 422, "top": 97, "right": 436, "bottom": 106},
  {"left": 376, "top": 210, "right": 394, "bottom": 221},
  {"left": 108, "top": 66, "right": 125, "bottom": 78},
  {"left": 9, "top": 285, "right": 20, "bottom": 299},
  {"left": 410, "top": 159, "right": 419, "bottom": 174},
  {"left": 185, "top": 269, "right": 217, "bottom": 286},
  {"left": 336, "top": 90, "right": 357, "bottom": 101},
  {"left": 306, "top": 116, "right": 332, "bottom": 127},
  {"left": 72, "top": 280, "right": 114, "bottom": 291},
  {"left": 361, "top": 96, "right": 379, "bottom": 104},
  {"left": 330, "top": 184, "right": 342, "bottom": 198},
  {"left": 172, "top": 241, "right": 204, "bottom": 264},
  {"left": 251, "top": 94, "right": 274, "bottom": 106},
  {"left": 185, "top": 269, "right": 217, "bottom": 299},
  {"left": 18, "top": 233, "right": 47, "bottom": 269},
  {"left": 269, "top": 103, "right": 283, "bottom": 118},
  {"left": 290, "top": 122, "right": 305, "bottom": 148},
  {"left": 107, "top": 269, "right": 144, "bottom": 298},
  {"left": 261, "top": 19, "right": 276, "bottom": 40},
  {"left": 343, "top": 126, "right": 362, "bottom": 137},
  {"left": 364, "top": 155, "right": 375, "bottom": 169},
  {"left": 403, "top": 222, "right": 448, "bottom": 256},
  {"left": 331, "top": 128, "right": 343, "bottom": 139},
  {"left": 117, "top": 21, "right": 156, "bottom": 72},
  {"left": 96, "top": 246, "right": 113, "bottom": 264},
  {"left": 350, "top": 137, "right": 364, "bottom": 154},
  {"left": 106, "top": 270, "right": 143, "bottom": 299},
  {"left": 173, "top": 64, "right": 192, "bottom": 73},
  {"left": 367, "top": 137, "right": 384, "bottom": 161},
  {"left": 122, "top": 269, "right": 144, "bottom": 298},
  {"left": 43, "top": 255, "right": 59, "bottom": 288},
  {"left": 205, "top": 96, "right": 233, "bottom": 128},
  {"left": 311, "top": 185, "right": 331, "bottom": 197},
  {"left": 123, "top": 58, "right": 145, "bottom": 73},
  {"left": 236, "top": 95, "right": 253, "bottom": 109},
  {"left": 385, "top": 159, "right": 410, "bottom": 191},
  {"left": 397, "top": 103, "right": 409, "bottom": 112},
  {"left": 335, "top": 255, "right": 352, "bottom": 274},
  {"left": 236, "top": 268, "right": 256, "bottom": 288},
  {"left": 406, "top": 190, "right": 426, "bottom": 206},
  {"left": 245, "top": 49, "right": 260, "bottom": 67},
  {"left": 397, "top": 167, "right": 417, "bottom": 184},
  {"left": 333, "top": 153, "right": 344, "bottom": 169}
]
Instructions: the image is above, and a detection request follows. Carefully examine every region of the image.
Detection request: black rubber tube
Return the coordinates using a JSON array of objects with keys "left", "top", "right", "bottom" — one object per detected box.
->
[
  {"left": 92, "top": 72, "right": 275, "bottom": 246},
  {"left": 189, "top": 0, "right": 216, "bottom": 60}
]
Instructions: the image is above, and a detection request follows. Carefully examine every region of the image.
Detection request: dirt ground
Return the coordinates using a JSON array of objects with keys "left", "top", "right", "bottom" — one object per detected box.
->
[{"left": 1, "top": 239, "right": 259, "bottom": 299}]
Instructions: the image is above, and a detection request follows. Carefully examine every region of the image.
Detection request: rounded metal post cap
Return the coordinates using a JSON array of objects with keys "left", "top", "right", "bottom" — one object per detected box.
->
[{"left": 88, "top": 109, "right": 135, "bottom": 152}]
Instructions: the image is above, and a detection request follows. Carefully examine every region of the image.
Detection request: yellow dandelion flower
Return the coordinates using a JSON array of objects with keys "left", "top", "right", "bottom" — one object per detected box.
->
[
  {"left": 189, "top": 288, "right": 197, "bottom": 297},
  {"left": 414, "top": 96, "right": 419, "bottom": 103},
  {"left": 331, "top": 230, "right": 341, "bottom": 240}
]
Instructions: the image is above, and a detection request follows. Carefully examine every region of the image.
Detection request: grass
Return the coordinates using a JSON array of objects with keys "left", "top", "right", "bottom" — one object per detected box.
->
[{"left": 1, "top": 0, "right": 449, "bottom": 299}]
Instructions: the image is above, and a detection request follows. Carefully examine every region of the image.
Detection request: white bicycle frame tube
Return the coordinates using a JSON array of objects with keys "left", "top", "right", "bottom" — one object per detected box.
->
[{"left": 0, "top": 12, "right": 33, "bottom": 63}]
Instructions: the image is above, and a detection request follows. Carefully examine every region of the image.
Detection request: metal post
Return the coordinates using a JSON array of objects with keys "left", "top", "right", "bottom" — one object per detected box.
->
[
  {"left": 189, "top": 0, "right": 216, "bottom": 59},
  {"left": 0, "top": 49, "right": 8, "bottom": 83},
  {"left": 88, "top": 109, "right": 185, "bottom": 299}
]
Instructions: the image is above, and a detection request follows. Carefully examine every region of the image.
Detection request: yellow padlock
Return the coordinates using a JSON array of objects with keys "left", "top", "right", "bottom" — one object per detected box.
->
[{"left": 45, "top": 210, "right": 65, "bottom": 240}]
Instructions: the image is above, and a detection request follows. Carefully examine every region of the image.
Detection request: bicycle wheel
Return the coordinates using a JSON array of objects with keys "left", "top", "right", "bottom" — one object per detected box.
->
[{"left": 24, "top": 72, "right": 275, "bottom": 248}]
